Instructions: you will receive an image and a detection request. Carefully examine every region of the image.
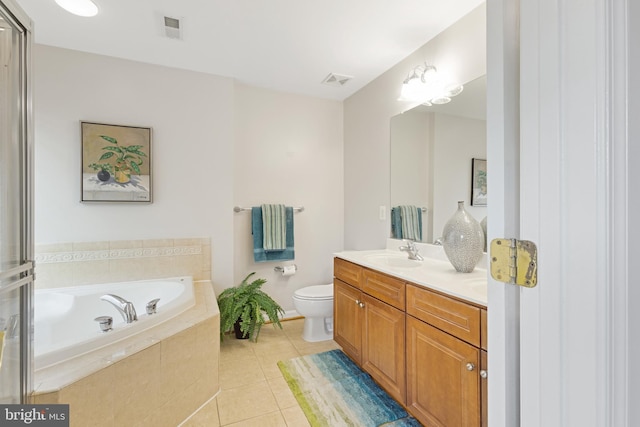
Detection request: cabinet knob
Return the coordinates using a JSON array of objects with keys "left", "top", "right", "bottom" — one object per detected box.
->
[
  {"left": 355, "top": 299, "right": 360, "bottom": 305},
  {"left": 480, "top": 369, "right": 488, "bottom": 379},
  {"left": 359, "top": 302, "right": 365, "bottom": 308},
  {"left": 466, "top": 363, "right": 475, "bottom": 371}
]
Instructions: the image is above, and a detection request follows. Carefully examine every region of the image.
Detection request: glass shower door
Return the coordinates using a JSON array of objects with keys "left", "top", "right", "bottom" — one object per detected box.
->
[{"left": 0, "top": 0, "right": 33, "bottom": 405}]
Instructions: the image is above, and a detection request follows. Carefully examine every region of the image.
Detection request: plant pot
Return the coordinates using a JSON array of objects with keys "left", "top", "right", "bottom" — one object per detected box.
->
[
  {"left": 114, "top": 169, "right": 131, "bottom": 184},
  {"left": 233, "top": 320, "right": 249, "bottom": 339}
]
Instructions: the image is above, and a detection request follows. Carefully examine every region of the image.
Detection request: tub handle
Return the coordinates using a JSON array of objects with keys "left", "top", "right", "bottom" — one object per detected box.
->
[
  {"left": 94, "top": 316, "right": 113, "bottom": 332},
  {"left": 146, "top": 298, "right": 160, "bottom": 315}
]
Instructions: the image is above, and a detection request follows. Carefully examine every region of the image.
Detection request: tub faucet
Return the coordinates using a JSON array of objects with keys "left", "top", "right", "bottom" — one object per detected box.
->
[
  {"left": 100, "top": 294, "right": 138, "bottom": 323},
  {"left": 399, "top": 240, "right": 424, "bottom": 261}
]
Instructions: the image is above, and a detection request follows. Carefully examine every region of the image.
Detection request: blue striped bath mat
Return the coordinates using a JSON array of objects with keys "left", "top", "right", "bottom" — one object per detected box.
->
[{"left": 277, "top": 349, "right": 421, "bottom": 427}]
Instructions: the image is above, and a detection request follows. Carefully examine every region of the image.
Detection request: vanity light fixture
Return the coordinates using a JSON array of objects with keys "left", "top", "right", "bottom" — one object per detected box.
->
[
  {"left": 55, "top": 0, "right": 99, "bottom": 17},
  {"left": 399, "top": 64, "right": 463, "bottom": 105}
]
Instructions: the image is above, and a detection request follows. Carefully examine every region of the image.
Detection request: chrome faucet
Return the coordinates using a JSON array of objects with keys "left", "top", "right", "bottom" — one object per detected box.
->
[
  {"left": 100, "top": 294, "right": 138, "bottom": 323},
  {"left": 399, "top": 240, "right": 424, "bottom": 261}
]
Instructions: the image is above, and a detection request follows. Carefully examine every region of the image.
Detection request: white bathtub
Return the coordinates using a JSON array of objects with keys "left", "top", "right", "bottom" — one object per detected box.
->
[{"left": 34, "top": 276, "right": 195, "bottom": 369}]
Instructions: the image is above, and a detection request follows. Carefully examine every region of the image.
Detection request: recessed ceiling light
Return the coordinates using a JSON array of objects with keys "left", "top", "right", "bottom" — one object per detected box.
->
[{"left": 55, "top": 0, "right": 99, "bottom": 17}]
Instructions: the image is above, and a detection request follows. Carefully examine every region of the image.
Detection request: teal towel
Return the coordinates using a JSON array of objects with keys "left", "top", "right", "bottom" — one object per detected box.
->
[
  {"left": 252, "top": 206, "right": 294, "bottom": 262},
  {"left": 392, "top": 206, "right": 422, "bottom": 241},
  {"left": 400, "top": 205, "right": 422, "bottom": 241},
  {"left": 262, "top": 204, "right": 287, "bottom": 251},
  {"left": 391, "top": 207, "right": 403, "bottom": 239}
]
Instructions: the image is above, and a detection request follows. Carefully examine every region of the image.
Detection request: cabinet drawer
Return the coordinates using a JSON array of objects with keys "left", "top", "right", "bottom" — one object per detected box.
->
[
  {"left": 334, "top": 258, "right": 362, "bottom": 289},
  {"left": 407, "top": 284, "right": 481, "bottom": 347},
  {"left": 362, "top": 269, "right": 405, "bottom": 310}
]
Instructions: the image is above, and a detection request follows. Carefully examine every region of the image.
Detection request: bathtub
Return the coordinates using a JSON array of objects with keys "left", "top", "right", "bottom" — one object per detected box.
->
[{"left": 34, "top": 276, "right": 195, "bottom": 369}]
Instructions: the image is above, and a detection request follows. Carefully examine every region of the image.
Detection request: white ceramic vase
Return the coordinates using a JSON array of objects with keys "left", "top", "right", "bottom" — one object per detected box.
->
[
  {"left": 442, "top": 201, "right": 484, "bottom": 273},
  {"left": 480, "top": 216, "right": 488, "bottom": 252}
]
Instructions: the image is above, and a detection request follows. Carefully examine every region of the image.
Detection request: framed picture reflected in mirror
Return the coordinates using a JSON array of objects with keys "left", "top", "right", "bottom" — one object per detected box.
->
[{"left": 471, "top": 158, "right": 487, "bottom": 206}]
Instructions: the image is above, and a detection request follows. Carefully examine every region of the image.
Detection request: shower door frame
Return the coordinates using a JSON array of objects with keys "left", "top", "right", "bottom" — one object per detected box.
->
[{"left": 0, "top": 0, "right": 33, "bottom": 404}]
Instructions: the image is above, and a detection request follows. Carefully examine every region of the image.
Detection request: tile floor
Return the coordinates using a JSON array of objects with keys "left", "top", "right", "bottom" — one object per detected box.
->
[{"left": 181, "top": 318, "right": 341, "bottom": 427}]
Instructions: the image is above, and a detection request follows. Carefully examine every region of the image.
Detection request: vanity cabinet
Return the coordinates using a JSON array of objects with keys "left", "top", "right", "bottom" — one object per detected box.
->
[
  {"left": 406, "top": 284, "right": 483, "bottom": 427},
  {"left": 333, "top": 257, "right": 487, "bottom": 426},
  {"left": 333, "top": 258, "right": 406, "bottom": 404}
]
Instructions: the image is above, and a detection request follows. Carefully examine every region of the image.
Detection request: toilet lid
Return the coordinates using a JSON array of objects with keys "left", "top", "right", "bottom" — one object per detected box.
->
[{"left": 294, "top": 284, "right": 333, "bottom": 300}]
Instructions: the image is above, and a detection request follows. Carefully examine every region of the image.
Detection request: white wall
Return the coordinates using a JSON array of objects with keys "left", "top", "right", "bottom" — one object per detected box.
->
[
  {"left": 32, "top": 45, "right": 345, "bottom": 308},
  {"left": 432, "top": 113, "right": 486, "bottom": 238},
  {"left": 33, "top": 45, "right": 236, "bottom": 289},
  {"left": 233, "top": 84, "right": 344, "bottom": 312},
  {"left": 344, "top": 3, "right": 486, "bottom": 250}
]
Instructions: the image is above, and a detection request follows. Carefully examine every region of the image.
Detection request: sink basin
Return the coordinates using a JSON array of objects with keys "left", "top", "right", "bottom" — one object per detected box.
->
[{"left": 364, "top": 253, "right": 422, "bottom": 269}]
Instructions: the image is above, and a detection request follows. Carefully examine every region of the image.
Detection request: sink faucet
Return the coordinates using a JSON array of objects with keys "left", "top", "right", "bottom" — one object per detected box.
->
[
  {"left": 399, "top": 240, "right": 424, "bottom": 261},
  {"left": 100, "top": 294, "right": 138, "bottom": 323}
]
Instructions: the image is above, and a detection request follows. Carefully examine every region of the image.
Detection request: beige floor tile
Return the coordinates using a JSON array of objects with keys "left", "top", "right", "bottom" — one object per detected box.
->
[
  {"left": 281, "top": 405, "right": 311, "bottom": 427},
  {"left": 293, "top": 339, "right": 341, "bottom": 357},
  {"left": 220, "top": 336, "right": 257, "bottom": 361},
  {"left": 219, "top": 355, "right": 265, "bottom": 389},
  {"left": 223, "top": 411, "right": 287, "bottom": 427},
  {"left": 181, "top": 397, "right": 220, "bottom": 427},
  {"left": 257, "top": 349, "right": 302, "bottom": 379},
  {"left": 267, "top": 376, "right": 299, "bottom": 410},
  {"left": 216, "top": 381, "right": 279, "bottom": 425},
  {"left": 215, "top": 317, "right": 338, "bottom": 426}
]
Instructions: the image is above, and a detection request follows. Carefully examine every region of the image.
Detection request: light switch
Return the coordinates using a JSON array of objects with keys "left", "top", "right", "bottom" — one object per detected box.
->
[{"left": 379, "top": 206, "right": 386, "bottom": 221}]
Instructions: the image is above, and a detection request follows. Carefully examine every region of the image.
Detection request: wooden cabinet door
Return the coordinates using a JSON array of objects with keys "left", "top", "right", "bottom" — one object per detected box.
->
[
  {"left": 361, "top": 294, "right": 406, "bottom": 404},
  {"left": 407, "top": 315, "right": 480, "bottom": 427},
  {"left": 481, "top": 350, "right": 488, "bottom": 427},
  {"left": 333, "top": 279, "right": 363, "bottom": 363}
]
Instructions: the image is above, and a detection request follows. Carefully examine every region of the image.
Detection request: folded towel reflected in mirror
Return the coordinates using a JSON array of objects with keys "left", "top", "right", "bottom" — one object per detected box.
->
[{"left": 391, "top": 205, "right": 423, "bottom": 241}]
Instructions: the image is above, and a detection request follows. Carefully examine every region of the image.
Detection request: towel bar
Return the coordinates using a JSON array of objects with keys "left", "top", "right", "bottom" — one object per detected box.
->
[{"left": 234, "top": 206, "right": 304, "bottom": 213}]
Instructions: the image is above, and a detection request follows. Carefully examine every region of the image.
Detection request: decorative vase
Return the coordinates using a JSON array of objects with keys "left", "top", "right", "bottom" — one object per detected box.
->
[
  {"left": 442, "top": 201, "right": 484, "bottom": 273},
  {"left": 480, "top": 216, "right": 487, "bottom": 252}
]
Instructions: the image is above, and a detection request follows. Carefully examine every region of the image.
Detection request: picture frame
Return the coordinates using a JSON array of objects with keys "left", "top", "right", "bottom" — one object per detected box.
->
[
  {"left": 471, "top": 158, "right": 487, "bottom": 206},
  {"left": 81, "top": 121, "right": 152, "bottom": 202}
]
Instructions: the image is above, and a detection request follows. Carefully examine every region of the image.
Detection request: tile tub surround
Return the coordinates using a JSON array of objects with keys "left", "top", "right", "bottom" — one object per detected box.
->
[
  {"left": 34, "top": 238, "right": 212, "bottom": 289},
  {"left": 32, "top": 280, "right": 220, "bottom": 427}
]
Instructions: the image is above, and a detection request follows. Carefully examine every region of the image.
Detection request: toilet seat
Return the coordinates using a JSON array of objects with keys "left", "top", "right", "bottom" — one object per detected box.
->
[{"left": 293, "top": 284, "right": 333, "bottom": 301}]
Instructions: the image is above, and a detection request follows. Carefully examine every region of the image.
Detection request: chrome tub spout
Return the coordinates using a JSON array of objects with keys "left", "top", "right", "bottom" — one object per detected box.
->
[{"left": 100, "top": 294, "right": 138, "bottom": 323}]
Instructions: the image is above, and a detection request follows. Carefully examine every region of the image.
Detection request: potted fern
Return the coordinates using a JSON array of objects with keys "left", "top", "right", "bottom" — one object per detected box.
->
[{"left": 217, "top": 272, "right": 285, "bottom": 342}]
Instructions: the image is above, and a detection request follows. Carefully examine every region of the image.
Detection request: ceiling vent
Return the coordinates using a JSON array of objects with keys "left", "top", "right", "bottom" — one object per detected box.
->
[
  {"left": 322, "top": 73, "right": 353, "bottom": 87},
  {"left": 163, "top": 15, "right": 182, "bottom": 40}
]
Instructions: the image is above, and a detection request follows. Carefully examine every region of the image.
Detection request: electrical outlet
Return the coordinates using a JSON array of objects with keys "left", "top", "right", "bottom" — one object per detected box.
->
[{"left": 379, "top": 206, "right": 386, "bottom": 221}]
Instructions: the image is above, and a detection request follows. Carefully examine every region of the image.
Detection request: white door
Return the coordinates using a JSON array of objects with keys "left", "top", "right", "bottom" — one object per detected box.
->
[{"left": 487, "top": 0, "right": 638, "bottom": 426}]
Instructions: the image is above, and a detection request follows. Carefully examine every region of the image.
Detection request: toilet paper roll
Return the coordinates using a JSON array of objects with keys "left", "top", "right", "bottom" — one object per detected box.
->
[{"left": 282, "top": 265, "right": 296, "bottom": 276}]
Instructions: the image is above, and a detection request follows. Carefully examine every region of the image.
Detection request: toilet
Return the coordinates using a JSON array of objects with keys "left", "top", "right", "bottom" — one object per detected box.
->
[{"left": 292, "top": 284, "right": 334, "bottom": 342}]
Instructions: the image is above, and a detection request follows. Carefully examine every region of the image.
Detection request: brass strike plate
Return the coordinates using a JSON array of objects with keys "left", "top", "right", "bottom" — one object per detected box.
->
[{"left": 490, "top": 238, "right": 537, "bottom": 288}]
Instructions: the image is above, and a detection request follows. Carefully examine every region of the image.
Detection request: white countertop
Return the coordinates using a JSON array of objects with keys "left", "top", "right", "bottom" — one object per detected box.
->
[{"left": 334, "top": 240, "right": 488, "bottom": 307}]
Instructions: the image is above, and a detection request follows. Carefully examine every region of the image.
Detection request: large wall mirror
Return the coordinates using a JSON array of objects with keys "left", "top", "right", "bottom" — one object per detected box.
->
[{"left": 390, "top": 74, "right": 486, "bottom": 244}]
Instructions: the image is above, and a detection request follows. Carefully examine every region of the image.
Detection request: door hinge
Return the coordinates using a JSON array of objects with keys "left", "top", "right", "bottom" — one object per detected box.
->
[{"left": 490, "top": 239, "right": 537, "bottom": 288}]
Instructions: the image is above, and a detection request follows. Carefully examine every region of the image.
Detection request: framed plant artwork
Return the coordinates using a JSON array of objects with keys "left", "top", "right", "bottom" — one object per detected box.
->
[
  {"left": 81, "top": 122, "right": 152, "bottom": 202},
  {"left": 471, "top": 158, "right": 487, "bottom": 206}
]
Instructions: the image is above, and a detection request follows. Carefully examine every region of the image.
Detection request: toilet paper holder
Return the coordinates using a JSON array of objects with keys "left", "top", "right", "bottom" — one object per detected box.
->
[{"left": 274, "top": 265, "right": 297, "bottom": 273}]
